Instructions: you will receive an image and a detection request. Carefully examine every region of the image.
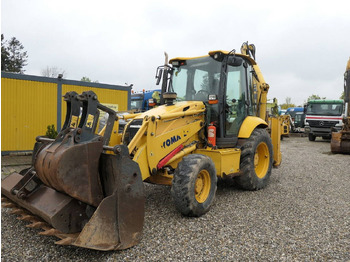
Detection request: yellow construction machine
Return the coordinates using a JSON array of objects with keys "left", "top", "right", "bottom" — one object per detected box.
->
[
  {"left": 331, "top": 58, "right": 350, "bottom": 153},
  {"left": 2, "top": 42, "right": 282, "bottom": 251},
  {"left": 266, "top": 98, "right": 291, "bottom": 138}
]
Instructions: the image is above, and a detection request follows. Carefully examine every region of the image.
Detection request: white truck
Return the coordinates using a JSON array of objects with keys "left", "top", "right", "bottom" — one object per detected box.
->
[{"left": 304, "top": 99, "right": 344, "bottom": 141}]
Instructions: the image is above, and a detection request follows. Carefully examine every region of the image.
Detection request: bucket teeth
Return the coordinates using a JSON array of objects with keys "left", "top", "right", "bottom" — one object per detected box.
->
[
  {"left": 26, "top": 221, "right": 48, "bottom": 229},
  {"left": 17, "top": 214, "right": 36, "bottom": 221},
  {"left": 55, "top": 237, "right": 75, "bottom": 246},
  {"left": 2, "top": 202, "right": 16, "bottom": 208},
  {"left": 39, "top": 228, "right": 62, "bottom": 236},
  {"left": 1, "top": 195, "right": 82, "bottom": 249},
  {"left": 11, "top": 208, "right": 26, "bottom": 215}
]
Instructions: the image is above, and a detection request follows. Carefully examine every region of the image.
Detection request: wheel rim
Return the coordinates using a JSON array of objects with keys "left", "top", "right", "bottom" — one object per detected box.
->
[
  {"left": 254, "top": 142, "right": 270, "bottom": 178},
  {"left": 195, "top": 170, "right": 211, "bottom": 203}
]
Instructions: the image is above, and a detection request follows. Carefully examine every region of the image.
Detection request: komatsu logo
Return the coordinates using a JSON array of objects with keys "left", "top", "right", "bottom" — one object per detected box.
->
[{"left": 162, "top": 135, "right": 181, "bottom": 148}]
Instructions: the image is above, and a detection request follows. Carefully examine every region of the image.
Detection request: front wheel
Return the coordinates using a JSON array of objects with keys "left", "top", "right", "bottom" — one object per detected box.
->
[
  {"left": 308, "top": 133, "right": 316, "bottom": 141},
  {"left": 171, "top": 154, "right": 217, "bottom": 217},
  {"left": 235, "top": 128, "right": 273, "bottom": 190}
]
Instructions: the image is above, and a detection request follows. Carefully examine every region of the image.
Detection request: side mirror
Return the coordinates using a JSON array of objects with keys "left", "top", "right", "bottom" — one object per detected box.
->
[
  {"left": 155, "top": 67, "right": 163, "bottom": 85},
  {"left": 303, "top": 105, "right": 307, "bottom": 114},
  {"left": 227, "top": 56, "right": 243, "bottom": 67}
]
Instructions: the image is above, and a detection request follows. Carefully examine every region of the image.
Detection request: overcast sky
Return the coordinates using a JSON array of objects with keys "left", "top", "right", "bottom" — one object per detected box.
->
[{"left": 2, "top": 0, "right": 349, "bottom": 106}]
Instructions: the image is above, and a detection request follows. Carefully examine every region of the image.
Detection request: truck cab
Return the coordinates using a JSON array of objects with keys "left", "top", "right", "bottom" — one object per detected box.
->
[
  {"left": 131, "top": 89, "right": 161, "bottom": 112},
  {"left": 304, "top": 99, "right": 344, "bottom": 141},
  {"left": 286, "top": 107, "right": 305, "bottom": 131},
  {"left": 294, "top": 111, "right": 305, "bottom": 131}
]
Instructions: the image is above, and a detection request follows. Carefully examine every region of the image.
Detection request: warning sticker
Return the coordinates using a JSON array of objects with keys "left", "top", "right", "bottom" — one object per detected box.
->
[
  {"left": 86, "top": 114, "right": 94, "bottom": 128},
  {"left": 70, "top": 115, "right": 79, "bottom": 128}
]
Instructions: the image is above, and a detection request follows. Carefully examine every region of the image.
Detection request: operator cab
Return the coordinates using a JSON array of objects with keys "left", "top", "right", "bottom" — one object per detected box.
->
[
  {"left": 157, "top": 52, "right": 257, "bottom": 148},
  {"left": 131, "top": 93, "right": 145, "bottom": 112}
]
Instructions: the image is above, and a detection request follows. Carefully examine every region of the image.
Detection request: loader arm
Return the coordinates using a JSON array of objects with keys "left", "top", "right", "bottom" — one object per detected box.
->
[{"left": 122, "top": 101, "right": 206, "bottom": 181}]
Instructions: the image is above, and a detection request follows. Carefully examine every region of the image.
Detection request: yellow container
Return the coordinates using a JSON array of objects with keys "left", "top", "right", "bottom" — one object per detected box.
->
[{"left": 1, "top": 73, "right": 130, "bottom": 154}]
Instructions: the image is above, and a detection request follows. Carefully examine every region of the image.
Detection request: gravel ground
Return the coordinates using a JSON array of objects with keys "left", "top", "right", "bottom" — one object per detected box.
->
[{"left": 1, "top": 136, "right": 350, "bottom": 261}]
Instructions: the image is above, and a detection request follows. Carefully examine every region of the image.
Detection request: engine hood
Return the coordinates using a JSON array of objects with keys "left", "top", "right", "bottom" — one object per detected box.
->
[{"left": 135, "top": 101, "right": 206, "bottom": 119}]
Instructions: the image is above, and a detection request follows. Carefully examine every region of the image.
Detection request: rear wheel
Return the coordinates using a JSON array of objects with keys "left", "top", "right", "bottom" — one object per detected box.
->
[
  {"left": 235, "top": 128, "right": 273, "bottom": 190},
  {"left": 171, "top": 154, "right": 217, "bottom": 217}
]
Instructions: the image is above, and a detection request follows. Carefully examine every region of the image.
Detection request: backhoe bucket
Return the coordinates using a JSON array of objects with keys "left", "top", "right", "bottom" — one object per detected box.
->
[{"left": 331, "top": 131, "right": 350, "bottom": 154}]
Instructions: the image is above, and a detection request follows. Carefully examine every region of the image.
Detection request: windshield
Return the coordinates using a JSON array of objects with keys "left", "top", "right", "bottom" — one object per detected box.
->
[
  {"left": 287, "top": 111, "right": 298, "bottom": 118},
  {"left": 170, "top": 56, "right": 221, "bottom": 102},
  {"left": 170, "top": 55, "right": 248, "bottom": 137},
  {"left": 306, "top": 103, "right": 343, "bottom": 116},
  {"left": 131, "top": 99, "right": 143, "bottom": 110},
  {"left": 294, "top": 113, "right": 303, "bottom": 122}
]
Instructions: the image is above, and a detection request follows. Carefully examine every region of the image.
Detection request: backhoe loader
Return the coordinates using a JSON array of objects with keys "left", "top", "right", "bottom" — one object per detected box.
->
[
  {"left": 331, "top": 57, "right": 350, "bottom": 153},
  {"left": 2, "top": 42, "right": 282, "bottom": 251}
]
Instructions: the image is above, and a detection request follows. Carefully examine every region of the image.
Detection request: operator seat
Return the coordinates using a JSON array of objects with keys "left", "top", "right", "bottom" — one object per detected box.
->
[{"left": 194, "top": 90, "right": 208, "bottom": 101}]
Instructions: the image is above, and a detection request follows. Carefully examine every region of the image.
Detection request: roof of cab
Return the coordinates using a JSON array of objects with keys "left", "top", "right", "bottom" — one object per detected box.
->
[{"left": 169, "top": 50, "right": 257, "bottom": 65}]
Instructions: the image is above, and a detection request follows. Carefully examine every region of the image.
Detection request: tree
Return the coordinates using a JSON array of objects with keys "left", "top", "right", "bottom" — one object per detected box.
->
[
  {"left": 1, "top": 34, "right": 28, "bottom": 73},
  {"left": 41, "top": 66, "right": 66, "bottom": 78},
  {"left": 1, "top": 35, "right": 10, "bottom": 70},
  {"left": 81, "top": 76, "right": 92, "bottom": 82},
  {"left": 279, "top": 97, "right": 296, "bottom": 109},
  {"left": 285, "top": 97, "right": 292, "bottom": 106},
  {"left": 81, "top": 76, "right": 99, "bottom": 83},
  {"left": 45, "top": 124, "right": 58, "bottom": 139},
  {"left": 340, "top": 91, "right": 344, "bottom": 100},
  {"left": 280, "top": 103, "right": 296, "bottom": 110},
  {"left": 307, "top": 94, "right": 326, "bottom": 101}
]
